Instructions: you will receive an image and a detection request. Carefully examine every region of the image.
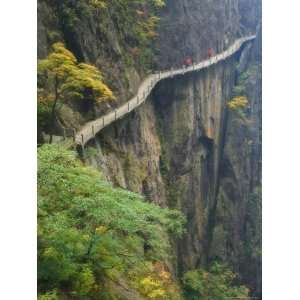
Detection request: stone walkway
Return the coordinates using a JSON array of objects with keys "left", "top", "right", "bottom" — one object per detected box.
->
[{"left": 75, "top": 35, "right": 256, "bottom": 146}]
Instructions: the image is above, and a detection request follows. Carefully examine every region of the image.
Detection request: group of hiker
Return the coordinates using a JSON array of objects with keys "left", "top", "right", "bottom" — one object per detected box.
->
[{"left": 182, "top": 47, "right": 214, "bottom": 68}]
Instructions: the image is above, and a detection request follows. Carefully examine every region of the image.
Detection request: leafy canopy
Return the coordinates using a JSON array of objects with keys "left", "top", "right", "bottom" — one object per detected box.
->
[
  {"left": 38, "top": 42, "right": 114, "bottom": 104},
  {"left": 182, "top": 262, "right": 249, "bottom": 300},
  {"left": 38, "top": 145, "right": 185, "bottom": 299},
  {"left": 88, "top": 0, "right": 107, "bottom": 9}
]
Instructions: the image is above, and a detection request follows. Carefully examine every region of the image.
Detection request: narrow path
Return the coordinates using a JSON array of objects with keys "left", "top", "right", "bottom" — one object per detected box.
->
[{"left": 75, "top": 35, "right": 256, "bottom": 146}]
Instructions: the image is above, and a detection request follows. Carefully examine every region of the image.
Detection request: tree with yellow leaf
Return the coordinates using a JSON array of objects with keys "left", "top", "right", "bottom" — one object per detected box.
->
[
  {"left": 38, "top": 42, "right": 114, "bottom": 142},
  {"left": 227, "top": 96, "right": 248, "bottom": 110},
  {"left": 131, "top": 262, "right": 181, "bottom": 300}
]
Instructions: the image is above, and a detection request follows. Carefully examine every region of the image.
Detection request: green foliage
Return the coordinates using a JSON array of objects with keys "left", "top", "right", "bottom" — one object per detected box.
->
[
  {"left": 38, "top": 145, "right": 185, "bottom": 299},
  {"left": 232, "top": 84, "right": 246, "bottom": 96},
  {"left": 244, "top": 187, "right": 262, "bottom": 259},
  {"left": 37, "top": 97, "right": 52, "bottom": 133},
  {"left": 182, "top": 262, "right": 249, "bottom": 300},
  {"left": 89, "top": 0, "right": 108, "bottom": 9},
  {"left": 37, "top": 290, "right": 58, "bottom": 300},
  {"left": 46, "top": 31, "right": 61, "bottom": 44},
  {"left": 85, "top": 146, "right": 99, "bottom": 158},
  {"left": 105, "top": 0, "right": 165, "bottom": 70},
  {"left": 240, "top": 64, "right": 259, "bottom": 82},
  {"left": 230, "top": 64, "right": 260, "bottom": 120},
  {"left": 151, "top": 0, "right": 166, "bottom": 7},
  {"left": 233, "top": 64, "right": 260, "bottom": 97}
]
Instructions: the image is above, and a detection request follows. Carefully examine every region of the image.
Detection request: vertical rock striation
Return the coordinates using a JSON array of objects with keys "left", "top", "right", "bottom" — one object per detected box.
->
[{"left": 211, "top": 25, "right": 262, "bottom": 297}]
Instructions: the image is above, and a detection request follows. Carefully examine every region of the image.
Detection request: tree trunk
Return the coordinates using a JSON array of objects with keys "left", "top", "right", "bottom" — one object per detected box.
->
[{"left": 49, "top": 76, "right": 59, "bottom": 144}]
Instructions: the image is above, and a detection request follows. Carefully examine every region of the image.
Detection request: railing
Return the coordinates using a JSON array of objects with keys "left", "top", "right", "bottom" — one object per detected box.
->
[{"left": 62, "top": 35, "right": 256, "bottom": 147}]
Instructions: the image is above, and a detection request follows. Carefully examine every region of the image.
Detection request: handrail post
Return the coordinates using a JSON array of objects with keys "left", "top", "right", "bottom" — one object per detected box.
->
[
  {"left": 81, "top": 134, "right": 84, "bottom": 145},
  {"left": 63, "top": 128, "right": 66, "bottom": 140},
  {"left": 137, "top": 95, "right": 139, "bottom": 104},
  {"left": 102, "top": 117, "right": 104, "bottom": 127},
  {"left": 115, "top": 110, "right": 117, "bottom": 120},
  {"left": 72, "top": 128, "right": 76, "bottom": 142},
  {"left": 128, "top": 101, "right": 130, "bottom": 111},
  {"left": 92, "top": 125, "right": 95, "bottom": 137}
]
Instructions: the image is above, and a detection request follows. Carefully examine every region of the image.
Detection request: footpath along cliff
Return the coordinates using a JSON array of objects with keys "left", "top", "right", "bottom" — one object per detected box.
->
[{"left": 38, "top": 0, "right": 261, "bottom": 299}]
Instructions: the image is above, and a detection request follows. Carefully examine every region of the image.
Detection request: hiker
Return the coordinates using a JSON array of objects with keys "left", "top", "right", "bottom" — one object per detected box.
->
[
  {"left": 183, "top": 57, "right": 193, "bottom": 68},
  {"left": 207, "top": 47, "right": 213, "bottom": 58}
]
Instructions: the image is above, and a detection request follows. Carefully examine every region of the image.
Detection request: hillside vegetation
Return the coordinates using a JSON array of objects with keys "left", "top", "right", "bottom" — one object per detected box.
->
[
  {"left": 38, "top": 145, "right": 250, "bottom": 299},
  {"left": 38, "top": 145, "right": 185, "bottom": 299}
]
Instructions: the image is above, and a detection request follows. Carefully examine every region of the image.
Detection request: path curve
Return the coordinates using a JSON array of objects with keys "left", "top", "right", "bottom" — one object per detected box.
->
[{"left": 75, "top": 35, "right": 256, "bottom": 146}]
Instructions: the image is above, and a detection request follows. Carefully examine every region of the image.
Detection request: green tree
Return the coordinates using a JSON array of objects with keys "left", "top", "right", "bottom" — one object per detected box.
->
[
  {"left": 89, "top": 0, "right": 107, "bottom": 9},
  {"left": 38, "top": 145, "right": 185, "bottom": 299},
  {"left": 182, "top": 262, "right": 249, "bottom": 300},
  {"left": 37, "top": 43, "right": 114, "bottom": 142},
  {"left": 37, "top": 289, "right": 58, "bottom": 300}
]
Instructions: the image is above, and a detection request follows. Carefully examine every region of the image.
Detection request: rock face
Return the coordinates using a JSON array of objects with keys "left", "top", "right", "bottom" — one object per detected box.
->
[
  {"left": 86, "top": 40, "right": 261, "bottom": 295},
  {"left": 38, "top": 0, "right": 261, "bottom": 297},
  {"left": 156, "top": 0, "right": 242, "bottom": 69},
  {"left": 211, "top": 26, "right": 262, "bottom": 298}
]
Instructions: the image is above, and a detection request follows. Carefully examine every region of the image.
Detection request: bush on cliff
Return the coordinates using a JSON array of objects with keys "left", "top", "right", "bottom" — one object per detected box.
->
[
  {"left": 182, "top": 262, "right": 249, "bottom": 300},
  {"left": 38, "top": 145, "right": 185, "bottom": 299}
]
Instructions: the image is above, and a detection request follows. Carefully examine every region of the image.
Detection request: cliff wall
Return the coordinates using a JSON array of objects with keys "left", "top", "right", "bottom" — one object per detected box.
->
[{"left": 38, "top": 0, "right": 261, "bottom": 296}]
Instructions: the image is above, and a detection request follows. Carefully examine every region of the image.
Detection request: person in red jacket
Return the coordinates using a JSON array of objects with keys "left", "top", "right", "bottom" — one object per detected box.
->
[
  {"left": 183, "top": 57, "right": 193, "bottom": 68},
  {"left": 207, "top": 48, "right": 213, "bottom": 58}
]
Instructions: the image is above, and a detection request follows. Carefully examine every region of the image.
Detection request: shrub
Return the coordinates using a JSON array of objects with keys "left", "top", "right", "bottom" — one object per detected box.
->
[
  {"left": 37, "top": 290, "right": 58, "bottom": 300},
  {"left": 182, "top": 262, "right": 249, "bottom": 300},
  {"left": 38, "top": 145, "right": 185, "bottom": 298}
]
